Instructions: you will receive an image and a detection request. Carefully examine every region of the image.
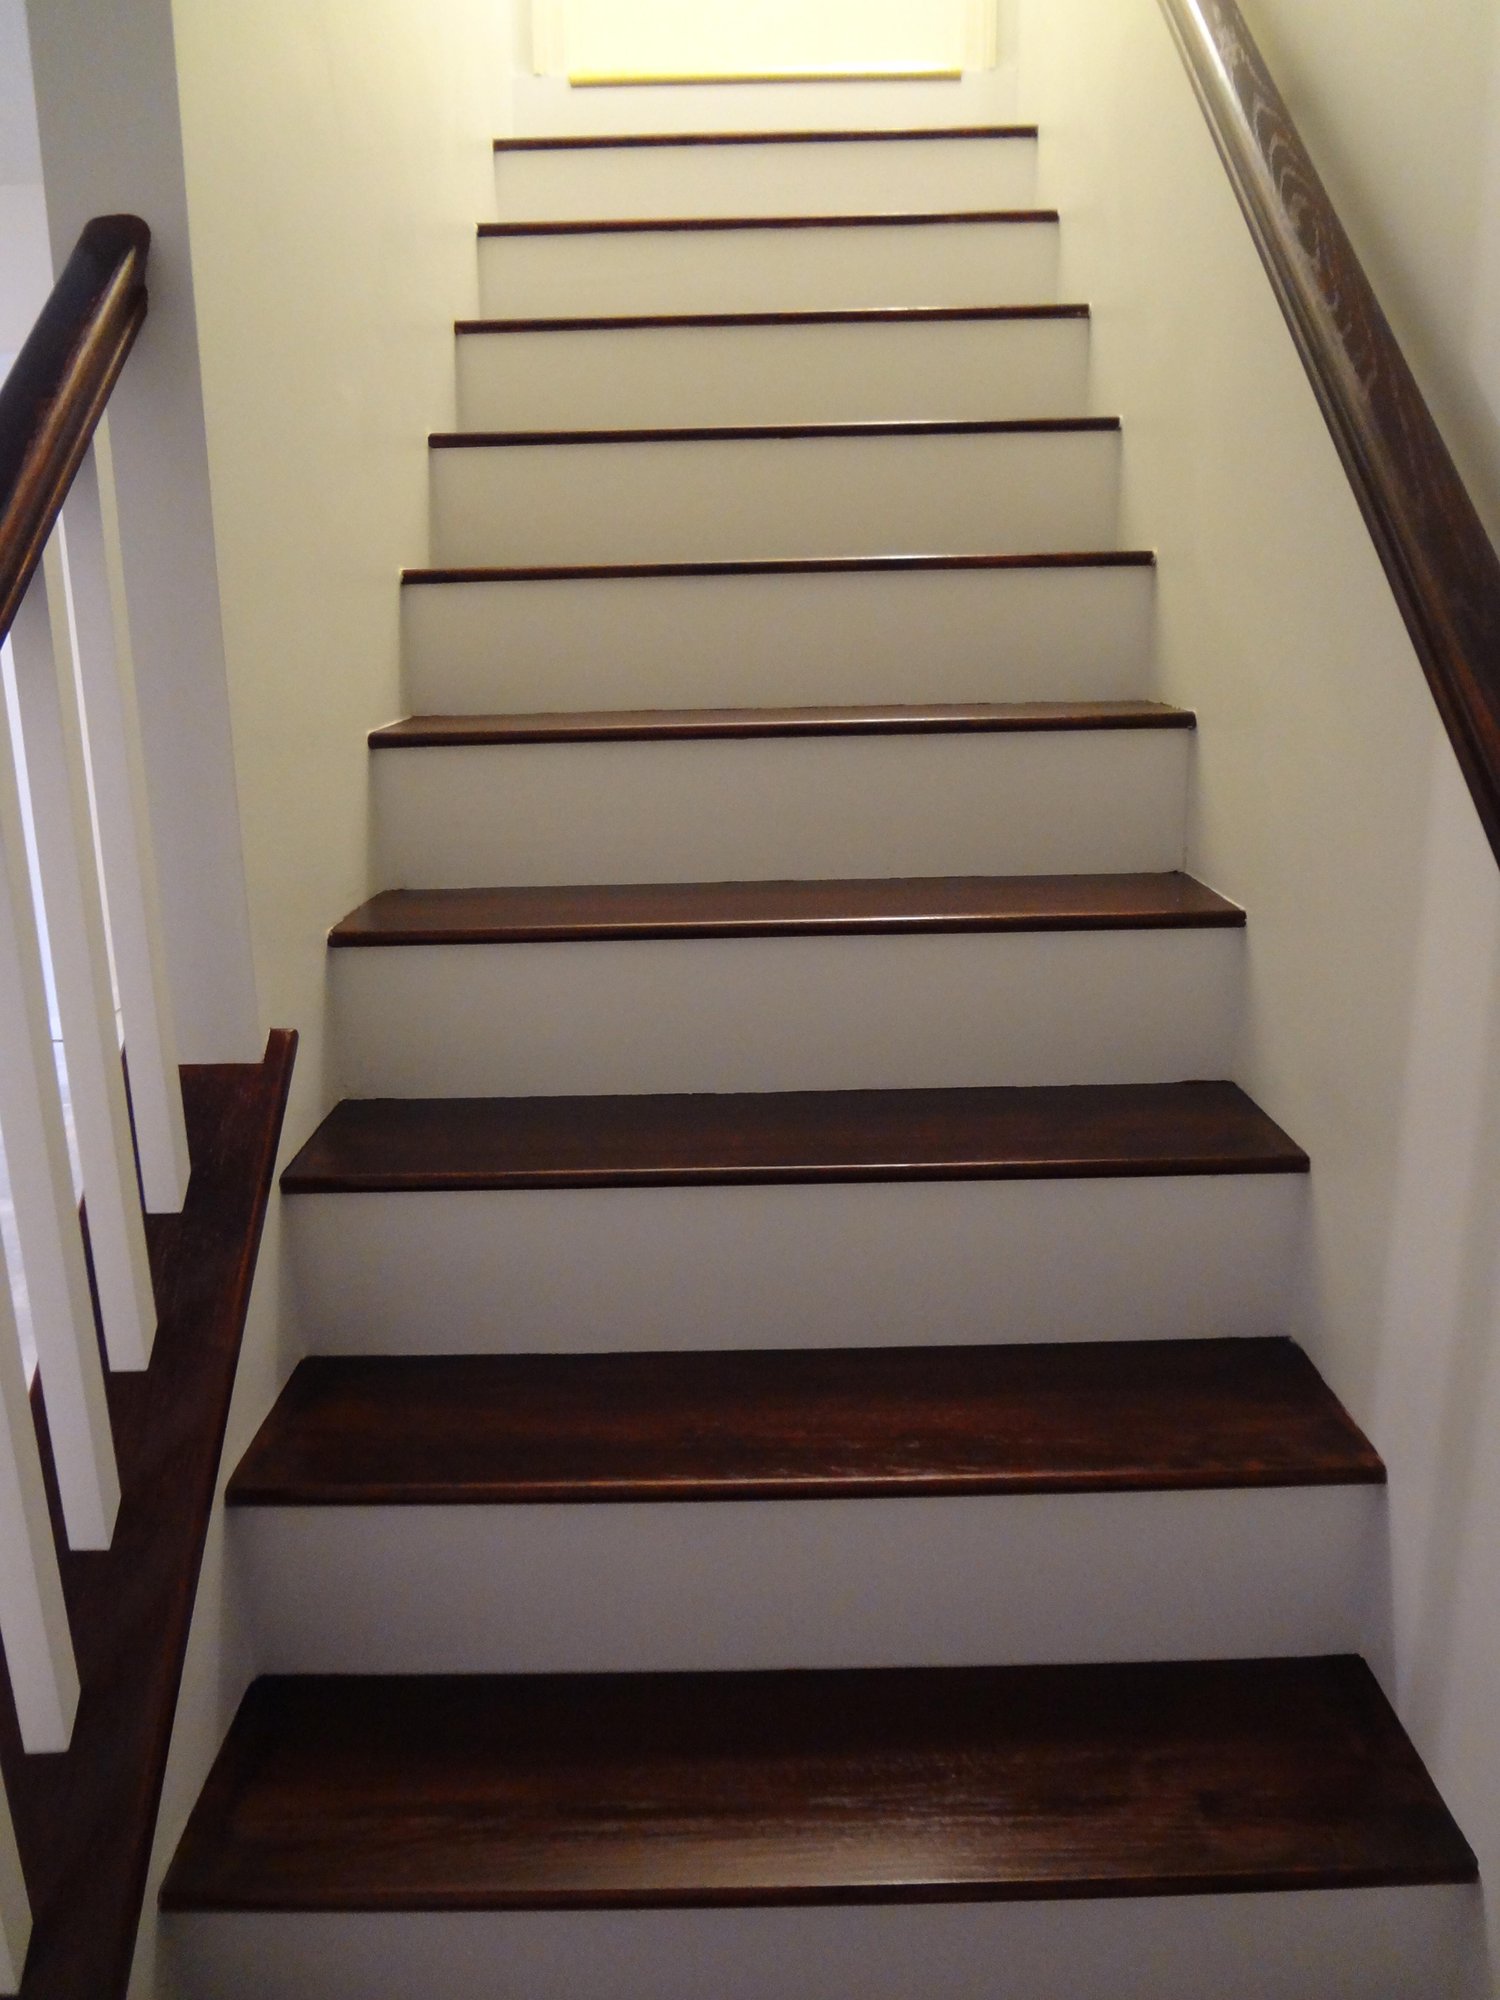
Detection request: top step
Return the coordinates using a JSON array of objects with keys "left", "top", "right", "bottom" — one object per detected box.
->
[
  {"left": 495, "top": 125, "right": 1038, "bottom": 149},
  {"left": 493, "top": 126, "right": 1039, "bottom": 223},
  {"left": 508, "top": 69, "right": 1024, "bottom": 141},
  {"left": 494, "top": 125, "right": 1039, "bottom": 148}
]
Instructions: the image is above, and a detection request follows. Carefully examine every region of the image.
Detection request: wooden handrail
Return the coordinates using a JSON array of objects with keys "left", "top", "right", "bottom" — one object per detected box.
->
[
  {"left": 1157, "top": 0, "right": 1500, "bottom": 865},
  {"left": 0, "top": 215, "right": 150, "bottom": 649}
]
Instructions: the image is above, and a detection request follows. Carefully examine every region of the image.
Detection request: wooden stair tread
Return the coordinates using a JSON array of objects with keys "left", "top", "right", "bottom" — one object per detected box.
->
[
  {"left": 479, "top": 209, "right": 1059, "bottom": 237},
  {"left": 401, "top": 551, "right": 1156, "bottom": 584},
  {"left": 279, "top": 1082, "right": 1308, "bottom": 1194},
  {"left": 226, "top": 1338, "right": 1382, "bottom": 1507},
  {"left": 369, "top": 700, "right": 1192, "bottom": 748},
  {"left": 429, "top": 417, "right": 1120, "bottom": 448},
  {"left": 328, "top": 871, "right": 1243, "bottom": 946},
  {"left": 457, "top": 304, "right": 1091, "bottom": 333},
  {"left": 493, "top": 126, "right": 1041, "bottom": 152},
  {"left": 159, "top": 1658, "right": 1475, "bottom": 1911}
]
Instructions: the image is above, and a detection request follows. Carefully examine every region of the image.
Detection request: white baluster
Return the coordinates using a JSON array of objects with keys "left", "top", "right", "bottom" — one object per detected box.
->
[
  {"left": 0, "top": 574, "right": 119, "bottom": 1551},
  {"left": 0, "top": 1772, "right": 28, "bottom": 1995},
  {"left": 0, "top": 1226, "right": 77, "bottom": 1753},
  {"left": 9, "top": 542, "right": 156, "bottom": 1374},
  {"left": 63, "top": 428, "right": 190, "bottom": 1215}
]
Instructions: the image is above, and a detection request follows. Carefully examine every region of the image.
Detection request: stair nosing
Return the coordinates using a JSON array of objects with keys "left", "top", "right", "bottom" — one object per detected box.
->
[
  {"left": 428, "top": 416, "right": 1120, "bottom": 449},
  {"left": 229, "top": 1465, "right": 1386, "bottom": 1506},
  {"left": 228, "top": 1464, "right": 1385, "bottom": 1506},
  {"left": 493, "top": 125, "right": 1041, "bottom": 152},
  {"left": 456, "top": 304, "right": 1092, "bottom": 334},
  {"left": 479, "top": 207, "right": 1059, "bottom": 237},
  {"left": 400, "top": 550, "right": 1157, "bottom": 585},
  {"left": 327, "top": 872, "right": 1245, "bottom": 947},
  {"left": 367, "top": 701, "right": 1193, "bottom": 748}
]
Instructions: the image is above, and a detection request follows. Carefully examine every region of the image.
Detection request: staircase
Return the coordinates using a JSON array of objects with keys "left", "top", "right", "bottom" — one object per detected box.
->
[{"left": 158, "top": 108, "right": 1477, "bottom": 1998}]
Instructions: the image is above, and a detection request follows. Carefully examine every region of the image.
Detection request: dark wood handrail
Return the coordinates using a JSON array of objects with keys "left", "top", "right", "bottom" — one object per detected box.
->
[
  {"left": 1158, "top": 0, "right": 1500, "bottom": 865},
  {"left": 0, "top": 215, "right": 150, "bottom": 648}
]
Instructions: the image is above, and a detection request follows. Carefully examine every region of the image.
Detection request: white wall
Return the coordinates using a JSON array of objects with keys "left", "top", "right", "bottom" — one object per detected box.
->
[
  {"left": 129, "top": 2, "right": 516, "bottom": 1993},
  {"left": 1241, "top": 0, "right": 1500, "bottom": 554},
  {"left": 1016, "top": 0, "right": 1499, "bottom": 1988},
  {"left": 168, "top": 0, "right": 509, "bottom": 1118},
  {"left": 23, "top": 0, "right": 263, "bottom": 1063},
  {"left": 0, "top": 0, "right": 40, "bottom": 186},
  {"left": 540, "top": 0, "right": 996, "bottom": 79},
  {"left": 0, "top": 184, "right": 50, "bottom": 361},
  {"left": 0, "top": 0, "right": 47, "bottom": 397},
  {"left": 0, "top": 0, "right": 48, "bottom": 364}
]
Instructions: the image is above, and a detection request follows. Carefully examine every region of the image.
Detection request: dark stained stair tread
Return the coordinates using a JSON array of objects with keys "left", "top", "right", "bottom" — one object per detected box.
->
[
  {"left": 429, "top": 417, "right": 1121, "bottom": 448},
  {"left": 479, "top": 209, "right": 1060, "bottom": 237},
  {"left": 369, "top": 700, "right": 1192, "bottom": 748},
  {"left": 401, "top": 551, "right": 1156, "bottom": 584},
  {"left": 279, "top": 1082, "right": 1308, "bottom": 1193},
  {"left": 159, "top": 1658, "right": 1475, "bottom": 1911},
  {"left": 493, "top": 126, "right": 1041, "bottom": 151},
  {"left": 226, "top": 1337, "right": 1382, "bottom": 1507},
  {"left": 328, "top": 872, "right": 1244, "bottom": 946},
  {"left": 457, "top": 304, "right": 1091, "bottom": 333}
]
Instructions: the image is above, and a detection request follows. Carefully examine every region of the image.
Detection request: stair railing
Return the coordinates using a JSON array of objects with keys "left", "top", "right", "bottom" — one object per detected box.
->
[
  {"left": 1158, "top": 0, "right": 1500, "bottom": 869},
  {"left": 0, "top": 213, "right": 191, "bottom": 1986}
]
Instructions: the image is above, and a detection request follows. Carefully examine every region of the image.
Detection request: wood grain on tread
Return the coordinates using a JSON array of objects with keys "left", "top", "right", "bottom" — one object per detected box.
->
[
  {"left": 368, "top": 700, "right": 1192, "bottom": 748},
  {"left": 159, "top": 1658, "right": 1474, "bottom": 1911},
  {"left": 328, "top": 872, "right": 1243, "bottom": 947},
  {"left": 457, "top": 304, "right": 1090, "bottom": 333},
  {"left": 279, "top": 1082, "right": 1308, "bottom": 1194},
  {"left": 401, "top": 550, "right": 1156, "bottom": 585},
  {"left": 479, "top": 209, "right": 1058, "bottom": 237},
  {"left": 493, "top": 126, "right": 1040, "bottom": 151},
  {"left": 429, "top": 416, "right": 1119, "bottom": 448},
  {"left": 226, "top": 1338, "right": 1381, "bottom": 1507}
]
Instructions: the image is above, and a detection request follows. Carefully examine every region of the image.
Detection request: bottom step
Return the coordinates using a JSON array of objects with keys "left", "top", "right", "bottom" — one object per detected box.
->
[
  {"left": 162, "top": 1659, "right": 1475, "bottom": 1998},
  {"left": 161, "top": 1660, "right": 1476, "bottom": 1911}
]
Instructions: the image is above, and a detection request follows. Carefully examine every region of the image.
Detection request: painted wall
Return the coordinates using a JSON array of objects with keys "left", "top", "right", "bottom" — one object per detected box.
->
[
  {"left": 1016, "top": 0, "right": 1500, "bottom": 1987},
  {"left": 1242, "top": 0, "right": 1500, "bottom": 554},
  {"left": 538, "top": 0, "right": 996, "bottom": 78},
  {"left": 0, "top": 0, "right": 48, "bottom": 364},
  {"left": 0, "top": 0, "right": 40, "bottom": 185},
  {"left": 0, "top": 184, "right": 50, "bottom": 361},
  {"left": 23, "top": 0, "right": 263, "bottom": 1063},
  {"left": 128, "top": 2, "right": 516, "bottom": 1991}
]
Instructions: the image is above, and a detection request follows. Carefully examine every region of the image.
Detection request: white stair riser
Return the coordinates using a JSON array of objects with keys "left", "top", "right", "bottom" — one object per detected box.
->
[
  {"left": 374, "top": 731, "right": 1190, "bottom": 886},
  {"left": 286, "top": 1175, "right": 1301, "bottom": 1354},
  {"left": 479, "top": 220, "right": 1060, "bottom": 316},
  {"left": 429, "top": 430, "right": 1121, "bottom": 568},
  {"left": 236, "top": 1485, "right": 1376, "bottom": 1675},
  {"left": 167, "top": 1885, "right": 1476, "bottom": 2000},
  {"left": 456, "top": 317, "right": 1092, "bottom": 430},
  {"left": 402, "top": 564, "right": 1155, "bottom": 713},
  {"left": 330, "top": 929, "right": 1242, "bottom": 1097},
  {"left": 493, "top": 138, "right": 1039, "bottom": 221}
]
